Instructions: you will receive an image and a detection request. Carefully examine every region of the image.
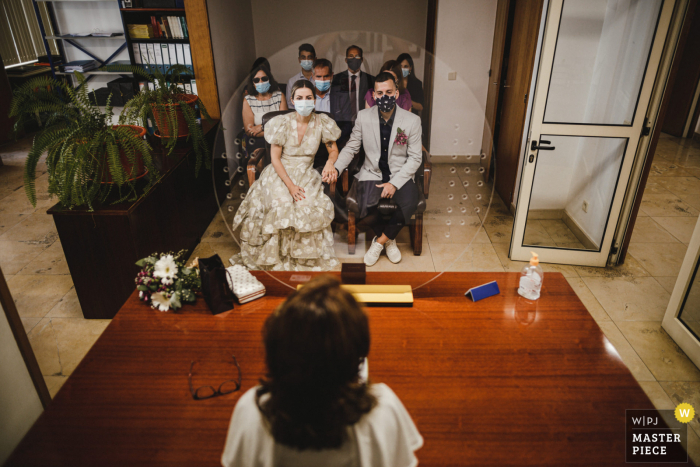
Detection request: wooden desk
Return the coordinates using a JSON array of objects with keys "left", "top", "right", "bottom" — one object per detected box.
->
[{"left": 7, "top": 272, "right": 676, "bottom": 466}]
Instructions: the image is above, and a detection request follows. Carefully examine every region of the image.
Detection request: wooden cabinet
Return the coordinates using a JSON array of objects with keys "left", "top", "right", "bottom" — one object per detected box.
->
[{"left": 48, "top": 122, "right": 225, "bottom": 319}]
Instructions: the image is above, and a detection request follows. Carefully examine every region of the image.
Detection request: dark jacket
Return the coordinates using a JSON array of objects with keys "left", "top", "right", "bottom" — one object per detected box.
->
[{"left": 332, "top": 70, "right": 375, "bottom": 121}]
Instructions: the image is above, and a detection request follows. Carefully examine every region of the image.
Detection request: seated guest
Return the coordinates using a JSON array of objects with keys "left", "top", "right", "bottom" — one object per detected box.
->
[
  {"left": 335, "top": 72, "right": 423, "bottom": 266},
  {"left": 242, "top": 65, "right": 287, "bottom": 156},
  {"left": 221, "top": 275, "right": 423, "bottom": 467},
  {"left": 243, "top": 57, "right": 272, "bottom": 95},
  {"left": 364, "top": 60, "right": 411, "bottom": 111},
  {"left": 286, "top": 43, "right": 316, "bottom": 109},
  {"left": 397, "top": 53, "right": 424, "bottom": 114},
  {"left": 332, "top": 45, "right": 375, "bottom": 124},
  {"left": 312, "top": 59, "right": 352, "bottom": 166}
]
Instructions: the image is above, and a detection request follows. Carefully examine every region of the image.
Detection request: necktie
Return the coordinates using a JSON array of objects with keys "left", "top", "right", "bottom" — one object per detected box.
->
[{"left": 350, "top": 74, "right": 357, "bottom": 120}]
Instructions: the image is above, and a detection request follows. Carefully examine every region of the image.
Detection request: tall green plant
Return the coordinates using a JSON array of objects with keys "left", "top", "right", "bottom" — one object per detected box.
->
[
  {"left": 106, "top": 64, "right": 212, "bottom": 177},
  {"left": 8, "top": 72, "right": 156, "bottom": 210}
]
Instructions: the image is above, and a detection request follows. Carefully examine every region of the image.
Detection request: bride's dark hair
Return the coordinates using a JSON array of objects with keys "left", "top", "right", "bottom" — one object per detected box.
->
[{"left": 256, "top": 275, "right": 376, "bottom": 450}]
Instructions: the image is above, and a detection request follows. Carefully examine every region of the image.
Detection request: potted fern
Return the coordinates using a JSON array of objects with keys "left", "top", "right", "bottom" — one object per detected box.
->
[
  {"left": 9, "top": 72, "right": 156, "bottom": 210},
  {"left": 108, "top": 64, "right": 212, "bottom": 177}
]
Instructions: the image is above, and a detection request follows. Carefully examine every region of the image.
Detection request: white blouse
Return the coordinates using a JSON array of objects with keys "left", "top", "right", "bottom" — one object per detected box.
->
[{"left": 221, "top": 383, "right": 423, "bottom": 467}]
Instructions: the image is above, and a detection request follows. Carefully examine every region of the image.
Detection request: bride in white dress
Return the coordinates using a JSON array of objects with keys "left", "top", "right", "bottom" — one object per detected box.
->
[{"left": 230, "top": 80, "right": 342, "bottom": 271}]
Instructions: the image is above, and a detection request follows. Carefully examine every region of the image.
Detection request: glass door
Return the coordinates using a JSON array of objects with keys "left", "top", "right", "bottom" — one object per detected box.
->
[
  {"left": 511, "top": 0, "right": 675, "bottom": 266},
  {"left": 663, "top": 217, "right": 700, "bottom": 367}
]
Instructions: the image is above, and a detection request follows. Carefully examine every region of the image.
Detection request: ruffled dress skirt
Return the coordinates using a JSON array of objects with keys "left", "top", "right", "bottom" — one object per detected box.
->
[{"left": 230, "top": 155, "right": 339, "bottom": 271}]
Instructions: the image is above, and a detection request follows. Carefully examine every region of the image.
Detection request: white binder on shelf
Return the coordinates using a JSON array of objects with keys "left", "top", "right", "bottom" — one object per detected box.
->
[
  {"left": 146, "top": 44, "right": 157, "bottom": 74},
  {"left": 132, "top": 43, "right": 142, "bottom": 65},
  {"left": 160, "top": 43, "right": 170, "bottom": 73},
  {"left": 139, "top": 43, "right": 150, "bottom": 72},
  {"left": 175, "top": 43, "right": 185, "bottom": 66},
  {"left": 153, "top": 43, "right": 164, "bottom": 74},
  {"left": 183, "top": 44, "right": 193, "bottom": 74}
]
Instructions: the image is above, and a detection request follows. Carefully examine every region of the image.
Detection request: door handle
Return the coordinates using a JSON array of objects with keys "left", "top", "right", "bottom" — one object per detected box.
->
[{"left": 531, "top": 140, "right": 555, "bottom": 151}]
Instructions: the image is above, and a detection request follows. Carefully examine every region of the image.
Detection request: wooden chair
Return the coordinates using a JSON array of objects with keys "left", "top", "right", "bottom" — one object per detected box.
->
[
  {"left": 246, "top": 110, "right": 338, "bottom": 196},
  {"left": 341, "top": 148, "right": 432, "bottom": 256}
]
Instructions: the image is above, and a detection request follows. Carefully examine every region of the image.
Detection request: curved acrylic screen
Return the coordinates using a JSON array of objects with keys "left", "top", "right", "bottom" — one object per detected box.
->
[{"left": 209, "top": 31, "right": 498, "bottom": 291}]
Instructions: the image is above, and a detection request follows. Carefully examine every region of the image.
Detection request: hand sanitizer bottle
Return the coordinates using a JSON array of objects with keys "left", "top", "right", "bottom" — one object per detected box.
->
[{"left": 518, "top": 252, "right": 543, "bottom": 300}]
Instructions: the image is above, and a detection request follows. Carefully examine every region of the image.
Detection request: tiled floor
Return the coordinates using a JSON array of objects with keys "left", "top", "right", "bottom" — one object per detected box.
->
[{"left": 3, "top": 132, "right": 700, "bottom": 459}]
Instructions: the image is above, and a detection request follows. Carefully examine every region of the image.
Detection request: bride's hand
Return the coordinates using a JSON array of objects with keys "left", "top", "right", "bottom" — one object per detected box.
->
[
  {"left": 288, "top": 184, "right": 305, "bottom": 202},
  {"left": 322, "top": 162, "right": 337, "bottom": 183}
]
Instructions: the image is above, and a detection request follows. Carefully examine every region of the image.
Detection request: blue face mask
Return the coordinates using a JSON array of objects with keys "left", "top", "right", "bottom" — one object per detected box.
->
[
  {"left": 300, "top": 60, "right": 313, "bottom": 71},
  {"left": 255, "top": 81, "right": 271, "bottom": 93},
  {"left": 402, "top": 68, "right": 410, "bottom": 78},
  {"left": 315, "top": 79, "right": 331, "bottom": 92},
  {"left": 294, "top": 100, "right": 315, "bottom": 116}
]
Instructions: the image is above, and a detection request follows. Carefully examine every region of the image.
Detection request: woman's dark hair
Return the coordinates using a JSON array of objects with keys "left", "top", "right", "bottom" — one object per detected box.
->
[
  {"left": 247, "top": 65, "right": 279, "bottom": 96},
  {"left": 251, "top": 57, "right": 270, "bottom": 72},
  {"left": 380, "top": 60, "right": 405, "bottom": 92},
  {"left": 290, "top": 79, "right": 317, "bottom": 100},
  {"left": 396, "top": 53, "right": 415, "bottom": 76},
  {"left": 256, "top": 275, "right": 376, "bottom": 450}
]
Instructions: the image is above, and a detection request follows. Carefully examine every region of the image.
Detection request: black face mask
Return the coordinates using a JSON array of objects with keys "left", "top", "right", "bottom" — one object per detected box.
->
[
  {"left": 376, "top": 94, "right": 396, "bottom": 113},
  {"left": 347, "top": 58, "right": 362, "bottom": 71}
]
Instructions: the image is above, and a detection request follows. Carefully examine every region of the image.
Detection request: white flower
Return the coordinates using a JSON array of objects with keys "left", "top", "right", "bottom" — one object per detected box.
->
[
  {"left": 153, "top": 255, "right": 178, "bottom": 285},
  {"left": 151, "top": 292, "right": 170, "bottom": 312}
]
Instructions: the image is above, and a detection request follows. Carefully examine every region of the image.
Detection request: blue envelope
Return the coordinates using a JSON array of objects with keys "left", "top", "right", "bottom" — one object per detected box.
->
[{"left": 465, "top": 281, "right": 500, "bottom": 302}]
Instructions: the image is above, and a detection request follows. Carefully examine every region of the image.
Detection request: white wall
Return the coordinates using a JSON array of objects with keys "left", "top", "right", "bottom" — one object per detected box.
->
[
  {"left": 250, "top": 0, "right": 428, "bottom": 82},
  {"left": 0, "top": 308, "right": 43, "bottom": 464},
  {"left": 52, "top": 2, "right": 130, "bottom": 91},
  {"left": 430, "top": 0, "right": 497, "bottom": 158}
]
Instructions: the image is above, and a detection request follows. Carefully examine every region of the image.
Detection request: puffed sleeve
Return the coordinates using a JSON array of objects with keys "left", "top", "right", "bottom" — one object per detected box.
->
[
  {"left": 263, "top": 114, "right": 289, "bottom": 146},
  {"left": 318, "top": 113, "right": 342, "bottom": 143}
]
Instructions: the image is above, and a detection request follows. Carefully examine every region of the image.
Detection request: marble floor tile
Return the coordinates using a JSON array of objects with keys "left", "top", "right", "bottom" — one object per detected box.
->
[
  {"left": 424, "top": 215, "right": 492, "bottom": 244},
  {"left": 630, "top": 217, "right": 680, "bottom": 244},
  {"left": 654, "top": 276, "right": 679, "bottom": 295},
  {"left": 564, "top": 277, "right": 611, "bottom": 323},
  {"left": 638, "top": 381, "right": 676, "bottom": 410},
  {"left": 659, "top": 382, "right": 700, "bottom": 436},
  {"left": 0, "top": 211, "right": 29, "bottom": 237},
  {"left": 539, "top": 219, "right": 580, "bottom": 244},
  {"left": 574, "top": 255, "right": 650, "bottom": 278},
  {"left": 628, "top": 243, "right": 688, "bottom": 277},
  {"left": 429, "top": 243, "right": 503, "bottom": 272},
  {"left": 44, "top": 375, "right": 68, "bottom": 398},
  {"left": 523, "top": 220, "right": 555, "bottom": 246},
  {"left": 21, "top": 317, "right": 41, "bottom": 333},
  {"left": 641, "top": 178, "right": 673, "bottom": 196},
  {"left": 582, "top": 276, "right": 671, "bottom": 322},
  {"left": 7, "top": 274, "right": 74, "bottom": 319},
  {"left": 0, "top": 240, "right": 50, "bottom": 275},
  {"left": 27, "top": 318, "right": 63, "bottom": 376},
  {"left": 46, "top": 288, "right": 83, "bottom": 318},
  {"left": 0, "top": 211, "right": 58, "bottom": 245},
  {"left": 207, "top": 241, "right": 242, "bottom": 264},
  {"left": 681, "top": 193, "right": 700, "bottom": 212},
  {"left": 492, "top": 242, "right": 579, "bottom": 277},
  {"left": 483, "top": 216, "right": 514, "bottom": 244},
  {"left": 597, "top": 321, "right": 655, "bottom": 382},
  {"left": 687, "top": 426, "right": 700, "bottom": 467},
  {"left": 17, "top": 240, "right": 70, "bottom": 275},
  {"left": 654, "top": 217, "right": 698, "bottom": 244},
  {"left": 617, "top": 321, "right": 700, "bottom": 381},
  {"left": 655, "top": 176, "right": 700, "bottom": 198},
  {"left": 648, "top": 158, "right": 691, "bottom": 177},
  {"left": 640, "top": 194, "right": 699, "bottom": 217},
  {"left": 200, "top": 210, "right": 237, "bottom": 243}
]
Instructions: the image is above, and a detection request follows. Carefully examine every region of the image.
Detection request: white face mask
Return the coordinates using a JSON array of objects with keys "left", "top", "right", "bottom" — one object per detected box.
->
[{"left": 294, "top": 100, "right": 315, "bottom": 116}]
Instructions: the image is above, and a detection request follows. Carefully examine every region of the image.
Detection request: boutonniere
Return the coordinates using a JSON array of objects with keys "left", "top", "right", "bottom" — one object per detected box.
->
[{"left": 395, "top": 128, "right": 408, "bottom": 146}]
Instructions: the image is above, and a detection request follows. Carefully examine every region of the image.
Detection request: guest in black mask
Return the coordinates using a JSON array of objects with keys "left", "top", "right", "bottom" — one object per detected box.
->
[
  {"left": 331, "top": 45, "right": 375, "bottom": 124},
  {"left": 334, "top": 72, "right": 422, "bottom": 267}
]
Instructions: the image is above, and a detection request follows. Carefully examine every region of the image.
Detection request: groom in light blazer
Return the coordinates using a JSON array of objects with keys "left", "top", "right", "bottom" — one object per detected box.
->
[{"left": 334, "top": 72, "right": 423, "bottom": 266}]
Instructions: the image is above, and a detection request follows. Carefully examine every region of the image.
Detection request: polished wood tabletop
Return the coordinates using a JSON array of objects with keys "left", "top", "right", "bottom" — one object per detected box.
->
[{"left": 7, "top": 272, "right": 674, "bottom": 466}]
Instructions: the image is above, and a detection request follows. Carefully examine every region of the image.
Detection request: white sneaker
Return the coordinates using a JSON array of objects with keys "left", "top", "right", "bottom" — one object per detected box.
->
[
  {"left": 364, "top": 237, "right": 384, "bottom": 266},
  {"left": 385, "top": 239, "right": 402, "bottom": 264}
]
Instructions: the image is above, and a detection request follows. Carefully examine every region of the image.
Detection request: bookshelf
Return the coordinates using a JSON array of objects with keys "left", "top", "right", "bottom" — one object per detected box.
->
[{"left": 118, "top": 0, "right": 220, "bottom": 119}]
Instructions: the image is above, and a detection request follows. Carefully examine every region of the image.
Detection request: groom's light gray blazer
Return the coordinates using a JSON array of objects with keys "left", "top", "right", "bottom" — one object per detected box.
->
[{"left": 334, "top": 106, "right": 422, "bottom": 190}]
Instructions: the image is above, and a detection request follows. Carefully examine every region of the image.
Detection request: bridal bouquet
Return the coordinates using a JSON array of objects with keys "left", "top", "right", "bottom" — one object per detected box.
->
[{"left": 135, "top": 250, "right": 201, "bottom": 312}]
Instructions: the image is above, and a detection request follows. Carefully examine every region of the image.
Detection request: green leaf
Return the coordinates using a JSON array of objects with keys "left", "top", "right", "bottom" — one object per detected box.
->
[
  {"left": 137, "top": 285, "right": 148, "bottom": 291},
  {"left": 135, "top": 259, "right": 147, "bottom": 267}
]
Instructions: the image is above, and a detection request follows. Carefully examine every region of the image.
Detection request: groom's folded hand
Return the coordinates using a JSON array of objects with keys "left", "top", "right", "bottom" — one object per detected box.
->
[{"left": 376, "top": 183, "right": 396, "bottom": 199}]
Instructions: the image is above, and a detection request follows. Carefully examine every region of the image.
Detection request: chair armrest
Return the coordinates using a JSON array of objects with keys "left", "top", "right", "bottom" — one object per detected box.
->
[
  {"left": 422, "top": 147, "right": 432, "bottom": 199},
  {"left": 342, "top": 169, "right": 349, "bottom": 193},
  {"left": 247, "top": 148, "right": 266, "bottom": 186}
]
